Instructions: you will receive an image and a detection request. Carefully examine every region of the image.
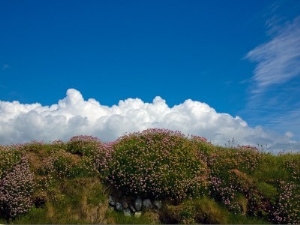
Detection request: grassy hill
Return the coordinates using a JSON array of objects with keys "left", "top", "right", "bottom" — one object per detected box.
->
[{"left": 0, "top": 128, "right": 299, "bottom": 224}]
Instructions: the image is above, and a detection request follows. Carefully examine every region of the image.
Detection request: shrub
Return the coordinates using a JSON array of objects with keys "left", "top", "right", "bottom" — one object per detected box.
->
[
  {"left": 0, "top": 156, "right": 35, "bottom": 220},
  {"left": 0, "top": 148, "right": 22, "bottom": 178},
  {"left": 107, "top": 128, "right": 207, "bottom": 201},
  {"left": 67, "top": 135, "right": 100, "bottom": 157},
  {"left": 21, "top": 141, "right": 45, "bottom": 154},
  {"left": 208, "top": 147, "right": 262, "bottom": 177},
  {"left": 209, "top": 174, "right": 243, "bottom": 213},
  {"left": 67, "top": 135, "right": 113, "bottom": 179},
  {"left": 42, "top": 150, "right": 98, "bottom": 179},
  {"left": 256, "top": 182, "right": 277, "bottom": 202},
  {"left": 92, "top": 142, "right": 113, "bottom": 179},
  {"left": 284, "top": 154, "right": 300, "bottom": 184},
  {"left": 271, "top": 181, "right": 300, "bottom": 224}
]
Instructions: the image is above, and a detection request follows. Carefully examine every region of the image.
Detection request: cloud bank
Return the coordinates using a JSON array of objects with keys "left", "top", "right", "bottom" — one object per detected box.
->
[{"left": 0, "top": 88, "right": 298, "bottom": 152}]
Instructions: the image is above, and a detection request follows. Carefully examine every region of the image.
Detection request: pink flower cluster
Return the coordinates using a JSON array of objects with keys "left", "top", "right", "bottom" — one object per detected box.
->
[
  {"left": 1, "top": 129, "right": 299, "bottom": 223},
  {"left": 285, "top": 157, "right": 300, "bottom": 183},
  {"left": 208, "top": 175, "right": 243, "bottom": 213},
  {"left": 66, "top": 135, "right": 114, "bottom": 179},
  {"left": 207, "top": 147, "right": 264, "bottom": 214},
  {"left": 106, "top": 128, "right": 207, "bottom": 202},
  {"left": 272, "top": 181, "right": 300, "bottom": 224},
  {"left": 0, "top": 156, "right": 35, "bottom": 220},
  {"left": 208, "top": 147, "right": 262, "bottom": 175}
]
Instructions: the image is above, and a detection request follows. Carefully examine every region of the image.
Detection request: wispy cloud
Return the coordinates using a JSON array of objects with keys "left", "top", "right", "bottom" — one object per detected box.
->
[
  {"left": 0, "top": 88, "right": 298, "bottom": 152},
  {"left": 243, "top": 15, "right": 300, "bottom": 143},
  {"left": 246, "top": 17, "right": 300, "bottom": 92}
]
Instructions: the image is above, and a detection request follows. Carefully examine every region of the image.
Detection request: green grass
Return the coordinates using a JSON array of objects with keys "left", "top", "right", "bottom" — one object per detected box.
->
[
  {"left": 1, "top": 128, "right": 300, "bottom": 224},
  {"left": 106, "top": 210, "right": 161, "bottom": 224}
]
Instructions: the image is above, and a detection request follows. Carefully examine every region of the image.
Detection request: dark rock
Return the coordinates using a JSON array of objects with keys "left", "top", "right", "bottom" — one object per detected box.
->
[
  {"left": 130, "top": 204, "right": 136, "bottom": 213},
  {"left": 108, "top": 195, "right": 116, "bottom": 206},
  {"left": 122, "top": 199, "right": 129, "bottom": 209},
  {"left": 135, "top": 197, "right": 142, "bottom": 211},
  {"left": 143, "top": 199, "right": 153, "bottom": 210},
  {"left": 115, "top": 202, "right": 123, "bottom": 211},
  {"left": 153, "top": 200, "right": 162, "bottom": 209}
]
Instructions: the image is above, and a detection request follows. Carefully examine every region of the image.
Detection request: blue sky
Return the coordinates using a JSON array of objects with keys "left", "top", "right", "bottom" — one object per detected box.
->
[{"left": 1, "top": 0, "right": 300, "bottom": 152}]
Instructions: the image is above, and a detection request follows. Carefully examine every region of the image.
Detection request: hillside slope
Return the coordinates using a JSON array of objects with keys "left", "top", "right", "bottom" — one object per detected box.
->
[{"left": 0, "top": 129, "right": 299, "bottom": 224}]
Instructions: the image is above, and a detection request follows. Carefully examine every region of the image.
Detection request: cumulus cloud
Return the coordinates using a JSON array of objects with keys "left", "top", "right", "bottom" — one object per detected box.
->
[
  {"left": 246, "top": 17, "right": 300, "bottom": 92},
  {"left": 0, "top": 88, "right": 299, "bottom": 152}
]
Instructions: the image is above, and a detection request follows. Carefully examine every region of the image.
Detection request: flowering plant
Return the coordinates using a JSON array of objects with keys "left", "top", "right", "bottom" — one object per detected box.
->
[
  {"left": 0, "top": 156, "right": 35, "bottom": 220},
  {"left": 107, "top": 128, "right": 207, "bottom": 201}
]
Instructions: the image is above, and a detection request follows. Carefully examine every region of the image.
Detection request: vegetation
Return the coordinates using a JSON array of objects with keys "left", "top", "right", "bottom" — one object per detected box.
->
[
  {"left": 108, "top": 129, "right": 207, "bottom": 201},
  {"left": 0, "top": 128, "right": 299, "bottom": 224}
]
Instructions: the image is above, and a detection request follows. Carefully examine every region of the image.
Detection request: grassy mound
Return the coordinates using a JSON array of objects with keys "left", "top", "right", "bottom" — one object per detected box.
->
[{"left": 107, "top": 128, "right": 208, "bottom": 201}]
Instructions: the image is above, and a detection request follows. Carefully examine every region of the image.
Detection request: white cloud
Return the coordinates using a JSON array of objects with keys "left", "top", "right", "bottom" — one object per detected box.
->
[
  {"left": 246, "top": 17, "right": 300, "bottom": 92},
  {"left": 0, "top": 88, "right": 299, "bottom": 152},
  {"left": 242, "top": 15, "right": 300, "bottom": 146}
]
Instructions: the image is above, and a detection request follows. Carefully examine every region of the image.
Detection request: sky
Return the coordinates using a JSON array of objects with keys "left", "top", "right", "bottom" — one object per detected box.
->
[{"left": 1, "top": 0, "right": 300, "bottom": 152}]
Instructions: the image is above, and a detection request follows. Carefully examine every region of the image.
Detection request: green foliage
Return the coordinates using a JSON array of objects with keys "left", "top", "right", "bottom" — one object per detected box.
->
[
  {"left": 256, "top": 182, "right": 277, "bottom": 202},
  {"left": 107, "top": 210, "right": 160, "bottom": 224},
  {"left": 228, "top": 213, "right": 271, "bottom": 224},
  {"left": 86, "top": 182, "right": 107, "bottom": 206},
  {"left": 207, "top": 146, "right": 273, "bottom": 217},
  {"left": 108, "top": 128, "right": 207, "bottom": 201},
  {"left": 0, "top": 147, "right": 22, "bottom": 178},
  {"left": 13, "top": 207, "right": 46, "bottom": 224},
  {"left": 21, "top": 141, "right": 50, "bottom": 154},
  {"left": 283, "top": 153, "right": 300, "bottom": 184},
  {"left": 208, "top": 146, "right": 262, "bottom": 176},
  {"left": 0, "top": 156, "right": 35, "bottom": 221},
  {"left": 42, "top": 150, "right": 98, "bottom": 180},
  {"left": 67, "top": 135, "right": 100, "bottom": 157},
  {"left": 14, "top": 178, "right": 109, "bottom": 224},
  {"left": 271, "top": 181, "right": 300, "bottom": 224},
  {"left": 1, "top": 130, "right": 300, "bottom": 224},
  {"left": 253, "top": 153, "right": 289, "bottom": 183},
  {"left": 193, "top": 197, "right": 230, "bottom": 224},
  {"left": 1, "top": 138, "right": 110, "bottom": 223},
  {"left": 161, "top": 197, "right": 229, "bottom": 224},
  {"left": 66, "top": 135, "right": 114, "bottom": 180}
]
